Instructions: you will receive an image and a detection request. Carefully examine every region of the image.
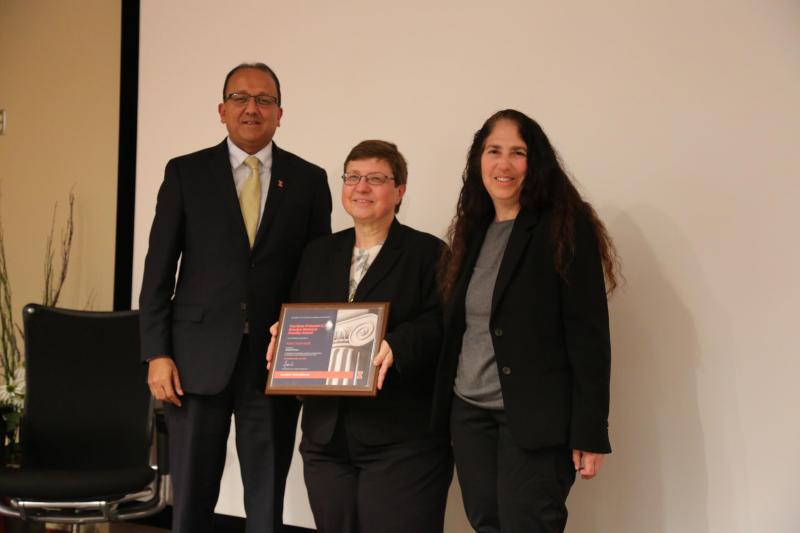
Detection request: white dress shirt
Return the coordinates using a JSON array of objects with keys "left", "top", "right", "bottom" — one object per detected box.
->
[{"left": 226, "top": 138, "right": 273, "bottom": 229}]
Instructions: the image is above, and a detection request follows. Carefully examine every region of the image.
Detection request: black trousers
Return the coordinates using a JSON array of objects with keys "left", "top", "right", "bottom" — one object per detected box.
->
[
  {"left": 300, "top": 413, "right": 453, "bottom": 533},
  {"left": 450, "top": 396, "right": 575, "bottom": 533},
  {"left": 165, "top": 337, "right": 300, "bottom": 533}
]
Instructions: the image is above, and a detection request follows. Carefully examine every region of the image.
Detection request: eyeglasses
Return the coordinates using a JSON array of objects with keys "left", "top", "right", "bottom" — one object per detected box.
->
[
  {"left": 341, "top": 173, "right": 395, "bottom": 186},
  {"left": 225, "top": 92, "right": 279, "bottom": 107}
]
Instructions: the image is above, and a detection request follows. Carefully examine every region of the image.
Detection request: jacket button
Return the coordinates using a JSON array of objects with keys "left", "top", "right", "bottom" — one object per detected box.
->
[
  {"left": 250, "top": 262, "right": 256, "bottom": 268},
  {"left": 502, "top": 366, "right": 511, "bottom": 375},
  {"left": 494, "top": 327, "right": 503, "bottom": 337},
  {"left": 240, "top": 302, "right": 247, "bottom": 311}
]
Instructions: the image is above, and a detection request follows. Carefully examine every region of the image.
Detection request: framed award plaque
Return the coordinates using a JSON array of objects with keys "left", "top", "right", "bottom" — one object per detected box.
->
[{"left": 266, "top": 302, "right": 390, "bottom": 396}]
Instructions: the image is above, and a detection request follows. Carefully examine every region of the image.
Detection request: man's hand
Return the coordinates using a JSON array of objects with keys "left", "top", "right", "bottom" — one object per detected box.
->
[
  {"left": 147, "top": 357, "right": 184, "bottom": 406},
  {"left": 572, "top": 449, "right": 605, "bottom": 480},
  {"left": 266, "top": 322, "right": 279, "bottom": 370},
  {"left": 373, "top": 340, "right": 394, "bottom": 390}
]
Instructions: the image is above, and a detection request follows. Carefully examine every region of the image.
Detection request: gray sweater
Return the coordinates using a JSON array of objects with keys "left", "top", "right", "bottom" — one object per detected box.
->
[{"left": 454, "top": 219, "right": 515, "bottom": 410}]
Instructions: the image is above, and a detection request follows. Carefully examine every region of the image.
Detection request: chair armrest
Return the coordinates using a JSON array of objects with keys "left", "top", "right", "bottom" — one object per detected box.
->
[{"left": 155, "top": 408, "right": 169, "bottom": 476}]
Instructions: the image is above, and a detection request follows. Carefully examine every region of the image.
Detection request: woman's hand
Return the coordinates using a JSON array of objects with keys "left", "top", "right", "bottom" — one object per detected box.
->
[
  {"left": 265, "top": 322, "right": 279, "bottom": 370},
  {"left": 572, "top": 449, "right": 605, "bottom": 480},
  {"left": 373, "top": 340, "right": 394, "bottom": 390}
]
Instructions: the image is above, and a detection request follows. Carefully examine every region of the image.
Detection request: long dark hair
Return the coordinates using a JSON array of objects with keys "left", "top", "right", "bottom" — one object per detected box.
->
[{"left": 439, "top": 109, "right": 620, "bottom": 300}]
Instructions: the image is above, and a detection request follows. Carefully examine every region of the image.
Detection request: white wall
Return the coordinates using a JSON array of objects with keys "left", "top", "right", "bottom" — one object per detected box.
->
[{"left": 133, "top": 1, "right": 800, "bottom": 531}]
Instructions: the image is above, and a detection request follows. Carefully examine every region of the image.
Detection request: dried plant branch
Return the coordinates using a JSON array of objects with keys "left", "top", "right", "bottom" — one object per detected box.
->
[
  {"left": 84, "top": 288, "right": 97, "bottom": 311},
  {"left": 42, "top": 190, "right": 75, "bottom": 307},
  {"left": 42, "top": 206, "right": 56, "bottom": 306},
  {"left": 0, "top": 192, "right": 22, "bottom": 383}
]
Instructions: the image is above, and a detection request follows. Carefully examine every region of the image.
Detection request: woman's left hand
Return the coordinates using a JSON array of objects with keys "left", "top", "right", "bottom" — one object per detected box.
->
[
  {"left": 373, "top": 340, "right": 394, "bottom": 390},
  {"left": 572, "top": 449, "right": 605, "bottom": 480}
]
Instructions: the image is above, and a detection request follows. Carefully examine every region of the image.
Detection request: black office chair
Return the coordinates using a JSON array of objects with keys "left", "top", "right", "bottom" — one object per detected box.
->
[{"left": 0, "top": 305, "right": 168, "bottom": 531}]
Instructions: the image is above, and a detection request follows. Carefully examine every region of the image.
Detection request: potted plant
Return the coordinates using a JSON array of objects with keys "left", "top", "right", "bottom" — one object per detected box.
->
[{"left": 0, "top": 191, "right": 74, "bottom": 463}]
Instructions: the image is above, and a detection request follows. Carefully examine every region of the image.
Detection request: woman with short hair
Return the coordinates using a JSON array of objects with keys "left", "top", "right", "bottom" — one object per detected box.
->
[{"left": 269, "top": 140, "right": 452, "bottom": 533}]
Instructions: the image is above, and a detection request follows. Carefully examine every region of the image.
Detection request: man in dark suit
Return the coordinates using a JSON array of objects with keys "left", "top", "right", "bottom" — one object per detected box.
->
[{"left": 139, "top": 62, "right": 331, "bottom": 533}]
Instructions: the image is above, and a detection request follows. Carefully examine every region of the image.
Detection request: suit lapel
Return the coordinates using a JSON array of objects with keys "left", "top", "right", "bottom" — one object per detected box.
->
[
  {"left": 491, "top": 208, "right": 540, "bottom": 316},
  {"left": 439, "top": 220, "right": 489, "bottom": 379},
  {"left": 352, "top": 219, "right": 403, "bottom": 301},
  {"left": 329, "top": 230, "right": 355, "bottom": 302},
  {"left": 444, "top": 220, "right": 489, "bottom": 329},
  {"left": 210, "top": 140, "right": 251, "bottom": 253},
  {"left": 253, "top": 142, "right": 288, "bottom": 250}
]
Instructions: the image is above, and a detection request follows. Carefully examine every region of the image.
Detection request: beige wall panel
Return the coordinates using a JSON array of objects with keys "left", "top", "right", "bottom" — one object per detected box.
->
[{"left": 0, "top": 0, "right": 120, "bottom": 317}]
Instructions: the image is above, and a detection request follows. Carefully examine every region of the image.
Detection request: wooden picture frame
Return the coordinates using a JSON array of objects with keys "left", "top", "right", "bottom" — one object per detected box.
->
[{"left": 266, "top": 302, "right": 390, "bottom": 396}]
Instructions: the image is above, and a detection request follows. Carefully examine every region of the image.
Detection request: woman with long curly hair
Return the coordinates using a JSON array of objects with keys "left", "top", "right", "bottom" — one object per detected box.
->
[{"left": 432, "top": 109, "right": 619, "bottom": 533}]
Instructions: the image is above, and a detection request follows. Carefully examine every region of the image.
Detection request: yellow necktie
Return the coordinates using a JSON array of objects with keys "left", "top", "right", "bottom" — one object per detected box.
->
[{"left": 240, "top": 156, "right": 261, "bottom": 247}]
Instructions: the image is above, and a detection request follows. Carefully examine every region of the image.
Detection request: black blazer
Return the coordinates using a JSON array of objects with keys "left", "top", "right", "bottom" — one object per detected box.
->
[
  {"left": 139, "top": 140, "right": 332, "bottom": 394},
  {"left": 291, "top": 219, "right": 444, "bottom": 446},
  {"left": 432, "top": 208, "right": 612, "bottom": 453}
]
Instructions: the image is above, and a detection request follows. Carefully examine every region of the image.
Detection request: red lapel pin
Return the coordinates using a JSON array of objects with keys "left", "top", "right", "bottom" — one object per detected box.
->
[{"left": 277, "top": 179, "right": 284, "bottom": 188}]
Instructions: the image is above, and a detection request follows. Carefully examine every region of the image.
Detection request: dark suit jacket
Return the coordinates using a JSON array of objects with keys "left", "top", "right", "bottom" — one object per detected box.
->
[
  {"left": 432, "top": 208, "right": 612, "bottom": 453},
  {"left": 139, "top": 139, "right": 332, "bottom": 394},
  {"left": 291, "top": 219, "right": 444, "bottom": 446}
]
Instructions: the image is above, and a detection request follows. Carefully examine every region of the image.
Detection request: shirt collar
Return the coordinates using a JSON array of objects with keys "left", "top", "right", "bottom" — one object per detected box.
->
[{"left": 226, "top": 138, "right": 273, "bottom": 170}]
